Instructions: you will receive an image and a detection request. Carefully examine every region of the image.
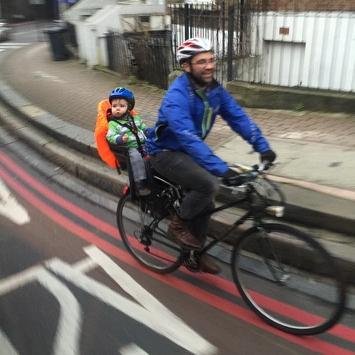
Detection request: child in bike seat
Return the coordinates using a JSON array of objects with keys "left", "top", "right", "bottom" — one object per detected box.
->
[{"left": 106, "top": 87, "right": 151, "bottom": 196}]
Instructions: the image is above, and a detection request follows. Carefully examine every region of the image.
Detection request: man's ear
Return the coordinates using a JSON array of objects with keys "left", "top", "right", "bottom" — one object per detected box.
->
[{"left": 181, "top": 62, "right": 191, "bottom": 72}]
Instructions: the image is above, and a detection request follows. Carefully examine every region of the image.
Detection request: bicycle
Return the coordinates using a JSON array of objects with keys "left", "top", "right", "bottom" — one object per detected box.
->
[{"left": 116, "top": 157, "right": 347, "bottom": 336}]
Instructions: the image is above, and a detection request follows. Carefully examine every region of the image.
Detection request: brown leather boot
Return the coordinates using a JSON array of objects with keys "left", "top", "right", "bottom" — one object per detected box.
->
[
  {"left": 168, "top": 215, "right": 202, "bottom": 249},
  {"left": 199, "top": 254, "right": 221, "bottom": 274}
]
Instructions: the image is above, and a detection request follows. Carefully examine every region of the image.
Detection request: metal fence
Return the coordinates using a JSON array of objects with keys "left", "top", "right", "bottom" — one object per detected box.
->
[
  {"left": 169, "top": 0, "right": 261, "bottom": 83},
  {"left": 240, "top": 11, "right": 355, "bottom": 92},
  {"left": 169, "top": 3, "right": 354, "bottom": 92},
  {"left": 63, "top": 21, "right": 78, "bottom": 57},
  {"left": 106, "top": 30, "right": 172, "bottom": 89},
  {"left": 106, "top": 32, "right": 133, "bottom": 76},
  {"left": 105, "top": 1, "right": 258, "bottom": 87}
]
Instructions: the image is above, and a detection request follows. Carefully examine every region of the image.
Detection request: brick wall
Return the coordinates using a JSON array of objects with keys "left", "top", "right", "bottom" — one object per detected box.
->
[{"left": 250, "top": 0, "right": 355, "bottom": 12}]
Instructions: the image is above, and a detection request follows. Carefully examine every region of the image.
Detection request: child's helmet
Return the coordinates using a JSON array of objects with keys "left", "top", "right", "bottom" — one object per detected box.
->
[
  {"left": 176, "top": 38, "right": 213, "bottom": 64},
  {"left": 109, "top": 87, "right": 135, "bottom": 110}
]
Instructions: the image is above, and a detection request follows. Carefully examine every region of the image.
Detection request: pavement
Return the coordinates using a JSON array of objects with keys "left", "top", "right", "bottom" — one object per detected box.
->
[{"left": 0, "top": 42, "right": 355, "bottom": 279}]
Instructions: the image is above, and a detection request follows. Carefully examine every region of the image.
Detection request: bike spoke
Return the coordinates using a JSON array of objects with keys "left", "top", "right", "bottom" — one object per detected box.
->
[
  {"left": 117, "top": 194, "right": 182, "bottom": 273},
  {"left": 232, "top": 223, "right": 346, "bottom": 335}
]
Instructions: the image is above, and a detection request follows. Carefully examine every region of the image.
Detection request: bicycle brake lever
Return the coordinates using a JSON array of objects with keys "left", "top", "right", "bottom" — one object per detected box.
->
[{"left": 260, "top": 161, "right": 274, "bottom": 171}]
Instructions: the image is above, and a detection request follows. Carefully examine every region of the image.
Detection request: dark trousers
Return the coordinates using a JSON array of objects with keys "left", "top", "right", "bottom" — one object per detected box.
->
[{"left": 150, "top": 151, "right": 219, "bottom": 242}]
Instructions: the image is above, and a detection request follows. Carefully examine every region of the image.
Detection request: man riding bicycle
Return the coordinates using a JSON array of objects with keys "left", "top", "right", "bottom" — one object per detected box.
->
[{"left": 145, "top": 38, "right": 276, "bottom": 274}]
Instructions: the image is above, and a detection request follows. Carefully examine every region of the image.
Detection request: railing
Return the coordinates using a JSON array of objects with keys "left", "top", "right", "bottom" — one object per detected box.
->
[
  {"left": 169, "top": 0, "right": 257, "bottom": 83},
  {"left": 106, "top": 30, "right": 172, "bottom": 89},
  {"left": 63, "top": 21, "right": 78, "bottom": 58}
]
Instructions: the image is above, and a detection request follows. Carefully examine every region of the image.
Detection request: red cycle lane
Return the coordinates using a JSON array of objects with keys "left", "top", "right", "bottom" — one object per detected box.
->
[{"left": 0, "top": 150, "right": 354, "bottom": 355}]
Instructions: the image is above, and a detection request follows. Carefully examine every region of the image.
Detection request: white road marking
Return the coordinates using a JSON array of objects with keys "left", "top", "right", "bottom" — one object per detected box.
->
[
  {"left": 0, "top": 264, "right": 81, "bottom": 355},
  {"left": 0, "top": 177, "right": 30, "bottom": 225},
  {"left": 72, "top": 257, "right": 97, "bottom": 273},
  {"left": 0, "top": 265, "right": 43, "bottom": 296},
  {"left": 0, "top": 256, "right": 97, "bottom": 297},
  {"left": 48, "top": 258, "right": 217, "bottom": 355},
  {"left": 37, "top": 269, "right": 82, "bottom": 355},
  {"left": 0, "top": 252, "right": 217, "bottom": 354},
  {"left": 0, "top": 330, "right": 19, "bottom": 355},
  {"left": 84, "top": 246, "right": 218, "bottom": 355},
  {"left": 119, "top": 343, "right": 149, "bottom": 355},
  {"left": 0, "top": 42, "right": 29, "bottom": 46},
  {"left": 32, "top": 70, "right": 67, "bottom": 84},
  {"left": 0, "top": 46, "right": 19, "bottom": 50},
  {"left": 14, "top": 29, "right": 42, "bottom": 35}
]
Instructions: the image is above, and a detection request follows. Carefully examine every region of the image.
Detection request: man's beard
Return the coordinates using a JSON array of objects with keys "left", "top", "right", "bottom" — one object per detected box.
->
[{"left": 189, "top": 70, "right": 214, "bottom": 87}]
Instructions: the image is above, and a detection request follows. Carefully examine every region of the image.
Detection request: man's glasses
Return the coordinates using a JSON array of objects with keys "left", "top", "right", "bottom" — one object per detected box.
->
[{"left": 190, "top": 57, "right": 217, "bottom": 67}]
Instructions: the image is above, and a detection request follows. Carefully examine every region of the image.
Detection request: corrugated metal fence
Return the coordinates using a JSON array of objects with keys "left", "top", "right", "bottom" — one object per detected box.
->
[
  {"left": 105, "top": 0, "right": 255, "bottom": 87},
  {"left": 237, "top": 11, "right": 355, "bottom": 92},
  {"left": 104, "top": 7, "right": 354, "bottom": 92}
]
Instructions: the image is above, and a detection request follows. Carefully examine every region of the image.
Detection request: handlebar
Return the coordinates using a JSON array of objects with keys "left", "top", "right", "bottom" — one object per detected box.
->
[
  {"left": 231, "top": 162, "right": 273, "bottom": 174},
  {"left": 222, "top": 162, "right": 274, "bottom": 187},
  {"left": 223, "top": 162, "right": 285, "bottom": 216}
]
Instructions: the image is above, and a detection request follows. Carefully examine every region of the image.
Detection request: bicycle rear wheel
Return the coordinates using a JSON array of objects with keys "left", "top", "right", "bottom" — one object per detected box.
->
[
  {"left": 232, "top": 223, "right": 346, "bottom": 335},
  {"left": 117, "top": 193, "right": 183, "bottom": 274}
]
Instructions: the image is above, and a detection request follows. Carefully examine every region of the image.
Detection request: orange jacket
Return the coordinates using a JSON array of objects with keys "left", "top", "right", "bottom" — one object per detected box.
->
[{"left": 94, "top": 99, "right": 138, "bottom": 169}]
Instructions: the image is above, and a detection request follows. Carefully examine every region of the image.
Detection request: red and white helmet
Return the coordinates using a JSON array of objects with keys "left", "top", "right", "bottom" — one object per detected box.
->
[{"left": 176, "top": 38, "right": 213, "bottom": 64}]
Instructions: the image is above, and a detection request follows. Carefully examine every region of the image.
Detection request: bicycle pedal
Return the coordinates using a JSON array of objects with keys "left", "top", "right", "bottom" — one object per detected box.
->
[
  {"left": 183, "top": 252, "right": 201, "bottom": 272},
  {"left": 185, "top": 264, "right": 200, "bottom": 273}
]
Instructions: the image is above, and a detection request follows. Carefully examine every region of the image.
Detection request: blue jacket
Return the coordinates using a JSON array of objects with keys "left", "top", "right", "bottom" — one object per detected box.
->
[{"left": 145, "top": 73, "right": 270, "bottom": 176}]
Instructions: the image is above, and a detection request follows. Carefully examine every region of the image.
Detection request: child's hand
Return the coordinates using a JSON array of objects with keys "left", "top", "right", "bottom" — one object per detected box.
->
[{"left": 122, "top": 134, "right": 128, "bottom": 143}]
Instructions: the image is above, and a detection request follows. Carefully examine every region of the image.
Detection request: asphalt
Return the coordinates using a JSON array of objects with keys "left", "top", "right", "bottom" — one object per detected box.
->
[{"left": 0, "top": 42, "right": 354, "bottom": 280}]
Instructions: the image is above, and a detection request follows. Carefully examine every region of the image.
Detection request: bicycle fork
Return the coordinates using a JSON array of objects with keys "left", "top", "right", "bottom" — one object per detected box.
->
[{"left": 256, "top": 228, "right": 290, "bottom": 285}]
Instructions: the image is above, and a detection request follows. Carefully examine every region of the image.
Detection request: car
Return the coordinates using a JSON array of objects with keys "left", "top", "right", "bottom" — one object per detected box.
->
[{"left": 0, "top": 19, "right": 12, "bottom": 42}]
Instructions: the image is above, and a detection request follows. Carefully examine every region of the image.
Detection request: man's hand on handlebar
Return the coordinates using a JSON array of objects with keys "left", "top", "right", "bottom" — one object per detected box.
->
[
  {"left": 223, "top": 150, "right": 276, "bottom": 186},
  {"left": 222, "top": 169, "right": 248, "bottom": 187},
  {"left": 259, "top": 150, "right": 277, "bottom": 169}
]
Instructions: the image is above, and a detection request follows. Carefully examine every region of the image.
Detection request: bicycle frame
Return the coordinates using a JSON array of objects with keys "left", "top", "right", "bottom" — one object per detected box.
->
[
  {"left": 122, "top": 153, "right": 283, "bottom": 259},
  {"left": 117, "top": 163, "right": 347, "bottom": 336},
  {"left": 194, "top": 194, "right": 262, "bottom": 256},
  {"left": 146, "top": 165, "right": 281, "bottom": 257}
]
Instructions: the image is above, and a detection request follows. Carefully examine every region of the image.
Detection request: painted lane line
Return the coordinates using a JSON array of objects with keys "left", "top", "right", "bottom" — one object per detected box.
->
[
  {"left": 0, "top": 257, "right": 96, "bottom": 296},
  {"left": 0, "top": 177, "right": 30, "bottom": 225},
  {"left": 47, "top": 258, "right": 217, "bottom": 355},
  {"left": 71, "top": 257, "right": 98, "bottom": 273},
  {"left": 0, "top": 330, "right": 19, "bottom": 355},
  {"left": 0, "top": 43, "right": 29, "bottom": 46},
  {"left": 37, "top": 270, "right": 82, "bottom": 355},
  {"left": 1, "top": 158, "right": 354, "bottom": 352},
  {"left": 119, "top": 343, "right": 148, "bottom": 355},
  {"left": 33, "top": 71, "right": 67, "bottom": 84},
  {"left": 4, "top": 147, "right": 354, "bottom": 343},
  {"left": 0, "top": 265, "right": 43, "bottom": 296},
  {"left": 0, "top": 152, "right": 117, "bottom": 237},
  {"left": 1, "top": 166, "right": 354, "bottom": 353},
  {"left": 84, "top": 245, "right": 176, "bottom": 314},
  {"left": 0, "top": 265, "right": 82, "bottom": 355},
  {"left": 0, "top": 151, "right": 338, "bottom": 326},
  {"left": 84, "top": 245, "right": 217, "bottom": 355},
  {"left": 0, "top": 152, "right": 337, "bottom": 331},
  {"left": 0, "top": 46, "right": 20, "bottom": 50}
]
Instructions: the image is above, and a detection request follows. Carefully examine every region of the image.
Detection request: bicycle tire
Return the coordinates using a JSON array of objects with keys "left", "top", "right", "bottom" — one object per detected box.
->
[
  {"left": 231, "top": 223, "right": 346, "bottom": 335},
  {"left": 116, "top": 193, "right": 183, "bottom": 274}
]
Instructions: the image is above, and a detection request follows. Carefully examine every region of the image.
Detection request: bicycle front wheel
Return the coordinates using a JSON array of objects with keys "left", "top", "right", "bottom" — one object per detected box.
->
[
  {"left": 116, "top": 193, "right": 183, "bottom": 274},
  {"left": 232, "top": 223, "right": 346, "bottom": 335}
]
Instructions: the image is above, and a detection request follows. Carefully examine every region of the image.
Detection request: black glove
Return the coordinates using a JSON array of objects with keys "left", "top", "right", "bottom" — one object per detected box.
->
[
  {"left": 260, "top": 150, "right": 276, "bottom": 164},
  {"left": 222, "top": 169, "right": 247, "bottom": 187}
]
